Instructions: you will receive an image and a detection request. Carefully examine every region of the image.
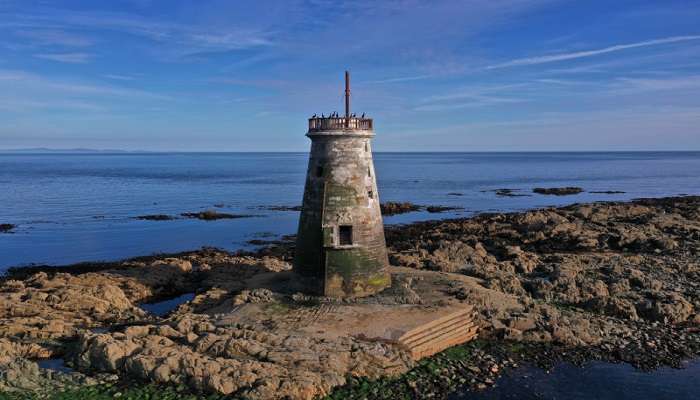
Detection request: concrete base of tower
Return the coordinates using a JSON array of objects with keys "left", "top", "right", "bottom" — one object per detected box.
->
[
  {"left": 215, "top": 265, "right": 479, "bottom": 362},
  {"left": 294, "top": 245, "right": 392, "bottom": 297},
  {"left": 292, "top": 265, "right": 391, "bottom": 298},
  {"left": 325, "top": 268, "right": 391, "bottom": 298}
]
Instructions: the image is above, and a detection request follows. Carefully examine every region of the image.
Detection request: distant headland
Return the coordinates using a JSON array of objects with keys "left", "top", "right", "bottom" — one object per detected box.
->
[{"left": 0, "top": 148, "right": 151, "bottom": 154}]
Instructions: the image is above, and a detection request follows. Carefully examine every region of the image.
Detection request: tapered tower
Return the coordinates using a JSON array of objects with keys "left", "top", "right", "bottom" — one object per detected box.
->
[{"left": 294, "top": 71, "right": 391, "bottom": 298}]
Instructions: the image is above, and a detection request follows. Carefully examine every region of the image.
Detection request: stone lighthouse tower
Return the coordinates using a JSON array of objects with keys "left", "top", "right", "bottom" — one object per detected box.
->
[{"left": 295, "top": 71, "right": 391, "bottom": 298}]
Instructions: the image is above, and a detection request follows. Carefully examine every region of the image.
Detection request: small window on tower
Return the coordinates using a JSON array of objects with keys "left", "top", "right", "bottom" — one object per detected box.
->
[
  {"left": 368, "top": 189, "right": 374, "bottom": 199},
  {"left": 316, "top": 165, "right": 323, "bottom": 177},
  {"left": 365, "top": 142, "right": 368, "bottom": 152},
  {"left": 339, "top": 225, "right": 353, "bottom": 246},
  {"left": 367, "top": 167, "right": 371, "bottom": 177}
]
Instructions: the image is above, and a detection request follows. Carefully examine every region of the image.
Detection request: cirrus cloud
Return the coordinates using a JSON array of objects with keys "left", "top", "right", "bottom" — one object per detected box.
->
[
  {"left": 487, "top": 35, "right": 700, "bottom": 69},
  {"left": 34, "top": 52, "right": 92, "bottom": 63}
]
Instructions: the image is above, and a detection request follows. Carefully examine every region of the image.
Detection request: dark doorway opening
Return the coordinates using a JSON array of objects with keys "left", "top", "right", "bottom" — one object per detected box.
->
[{"left": 339, "top": 225, "right": 353, "bottom": 245}]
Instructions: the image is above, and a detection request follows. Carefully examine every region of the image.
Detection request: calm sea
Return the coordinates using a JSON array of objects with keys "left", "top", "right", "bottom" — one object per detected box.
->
[{"left": 1, "top": 151, "right": 699, "bottom": 271}]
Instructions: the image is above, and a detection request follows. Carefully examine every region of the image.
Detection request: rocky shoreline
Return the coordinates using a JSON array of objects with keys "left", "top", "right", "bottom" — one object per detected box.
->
[{"left": 0, "top": 196, "right": 698, "bottom": 399}]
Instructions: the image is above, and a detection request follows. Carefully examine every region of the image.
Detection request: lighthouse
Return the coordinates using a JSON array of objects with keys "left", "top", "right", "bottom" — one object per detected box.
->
[{"left": 294, "top": 71, "right": 391, "bottom": 298}]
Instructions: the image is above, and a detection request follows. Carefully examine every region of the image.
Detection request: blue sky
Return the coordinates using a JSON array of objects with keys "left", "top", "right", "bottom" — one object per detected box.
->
[{"left": 1, "top": 0, "right": 699, "bottom": 151}]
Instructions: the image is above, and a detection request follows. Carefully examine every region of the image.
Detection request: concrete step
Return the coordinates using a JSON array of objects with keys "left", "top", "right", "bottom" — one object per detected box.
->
[
  {"left": 410, "top": 326, "right": 479, "bottom": 359},
  {"left": 402, "top": 319, "right": 477, "bottom": 350},
  {"left": 397, "top": 305, "right": 473, "bottom": 343},
  {"left": 395, "top": 306, "right": 478, "bottom": 360}
]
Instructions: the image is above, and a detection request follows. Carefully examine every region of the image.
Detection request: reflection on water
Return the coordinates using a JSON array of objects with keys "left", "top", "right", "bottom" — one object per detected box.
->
[
  {"left": 140, "top": 292, "right": 195, "bottom": 317},
  {"left": 451, "top": 360, "right": 700, "bottom": 400},
  {"left": 37, "top": 358, "right": 74, "bottom": 373}
]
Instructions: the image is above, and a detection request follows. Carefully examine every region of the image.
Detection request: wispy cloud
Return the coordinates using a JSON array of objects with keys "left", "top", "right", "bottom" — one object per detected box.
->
[
  {"left": 214, "top": 77, "right": 293, "bottom": 89},
  {"left": 368, "top": 75, "right": 434, "bottom": 84},
  {"left": 615, "top": 75, "right": 700, "bottom": 92},
  {"left": 0, "top": 69, "right": 34, "bottom": 81},
  {"left": 0, "top": 68, "right": 170, "bottom": 100},
  {"left": 34, "top": 52, "right": 91, "bottom": 63},
  {"left": 487, "top": 35, "right": 700, "bottom": 69},
  {"left": 5, "top": 10, "right": 273, "bottom": 59},
  {"left": 0, "top": 98, "right": 104, "bottom": 112},
  {"left": 414, "top": 83, "right": 530, "bottom": 111},
  {"left": 104, "top": 74, "right": 135, "bottom": 81},
  {"left": 15, "top": 29, "right": 93, "bottom": 47},
  {"left": 546, "top": 65, "right": 609, "bottom": 74},
  {"left": 533, "top": 78, "right": 586, "bottom": 85},
  {"left": 393, "top": 105, "right": 700, "bottom": 151},
  {"left": 426, "top": 83, "right": 529, "bottom": 102},
  {"left": 414, "top": 95, "right": 525, "bottom": 111},
  {"left": 542, "top": 48, "right": 700, "bottom": 78},
  {"left": 186, "top": 32, "right": 272, "bottom": 50}
]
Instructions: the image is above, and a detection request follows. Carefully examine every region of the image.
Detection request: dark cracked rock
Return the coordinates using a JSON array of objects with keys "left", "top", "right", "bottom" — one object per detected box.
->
[
  {"left": 381, "top": 202, "right": 422, "bottom": 216},
  {"left": 0, "top": 223, "right": 16, "bottom": 233},
  {"left": 180, "top": 210, "right": 253, "bottom": 220},
  {"left": 482, "top": 188, "right": 532, "bottom": 197},
  {"left": 134, "top": 215, "right": 176, "bottom": 221},
  {"left": 426, "top": 206, "right": 463, "bottom": 213},
  {"left": 533, "top": 187, "right": 584, "bottom": 196},
  {"left": 382, "top": 202, "right": 463, "bottom": 215},
  {"left": 259, "top": 205, "right": 303, "bottom": 212}
]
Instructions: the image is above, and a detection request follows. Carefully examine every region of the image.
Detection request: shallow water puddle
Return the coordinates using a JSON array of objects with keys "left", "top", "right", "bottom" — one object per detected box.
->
[
  {"left": 37, "top": 358, "right": 74, "bottom": 373},
  {"left": 140, "top": 292, "right": 195, "bottom": 317},
  {"left": 450, "top": 360, "right": 700, "bottom": 400}
]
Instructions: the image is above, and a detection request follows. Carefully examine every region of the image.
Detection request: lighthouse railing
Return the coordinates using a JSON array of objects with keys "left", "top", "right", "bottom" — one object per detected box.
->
[{"left": 308, "top": 117, "right": 373, "bottom": 132}]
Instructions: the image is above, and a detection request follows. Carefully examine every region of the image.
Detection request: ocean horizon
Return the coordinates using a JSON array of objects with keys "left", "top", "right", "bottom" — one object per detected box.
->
[{"left": 1, "top": 149, "right": 698, "bottom": 154}]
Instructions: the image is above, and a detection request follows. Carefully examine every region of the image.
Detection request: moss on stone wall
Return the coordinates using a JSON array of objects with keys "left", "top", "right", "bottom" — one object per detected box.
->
[{"left": 325, "top": 248, "right": 390, "bottom": 297}]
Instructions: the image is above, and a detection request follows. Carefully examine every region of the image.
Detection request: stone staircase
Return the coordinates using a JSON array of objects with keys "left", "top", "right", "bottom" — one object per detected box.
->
[{"left": 395, "top": 306, "right": 478, "bottom": 360}]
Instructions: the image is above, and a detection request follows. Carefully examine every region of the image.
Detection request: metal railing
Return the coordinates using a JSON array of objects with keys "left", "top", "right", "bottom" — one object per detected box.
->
[{"left": 308, "top": 117, "right": 373, "bottom": 132}]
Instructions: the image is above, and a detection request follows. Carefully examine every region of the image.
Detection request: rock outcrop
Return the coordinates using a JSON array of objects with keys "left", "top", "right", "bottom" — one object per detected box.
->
[
  {"left": 74, "top": 317, "right": 409, "bottom": 399},
  {"left": 1, "top": 196, "right": 698, "bottom": 398},
  {"left": 386, "top": 196, "right": 700, "bottom": 358},
  {"left": 533, "top": 187, "right": 584, "bottom": 195},
  {"left": 0, "top": 223, "right": 15, "bottom": 233}
]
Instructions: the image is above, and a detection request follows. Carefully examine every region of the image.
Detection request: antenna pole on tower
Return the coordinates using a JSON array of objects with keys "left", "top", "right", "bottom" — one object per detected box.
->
[{"left": 345, "top": 70, "right": 350, "bottom": 127}]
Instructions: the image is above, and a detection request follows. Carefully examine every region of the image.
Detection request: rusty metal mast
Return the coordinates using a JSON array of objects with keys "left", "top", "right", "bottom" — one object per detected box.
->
[{"left": 344, "top": 70, "right": 350, "bottom": 128}]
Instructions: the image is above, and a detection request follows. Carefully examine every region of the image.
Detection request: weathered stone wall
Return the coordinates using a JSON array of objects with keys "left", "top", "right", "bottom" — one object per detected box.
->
[{"left": 295, "top": 130, "right": 390, "bottom": 297}]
